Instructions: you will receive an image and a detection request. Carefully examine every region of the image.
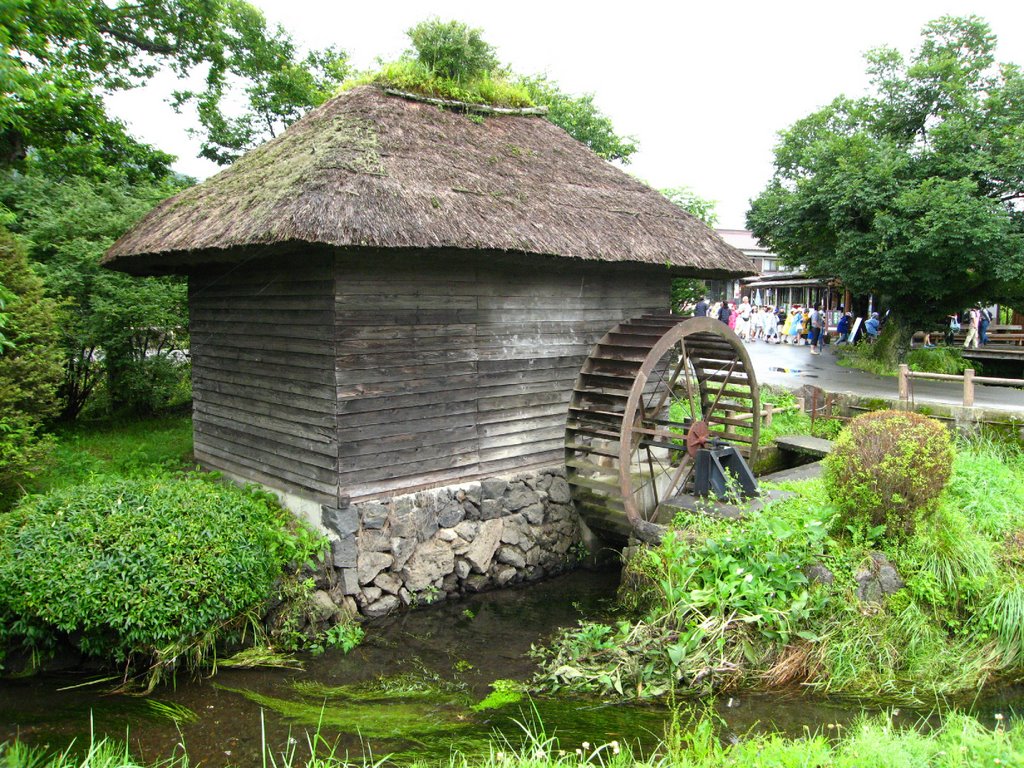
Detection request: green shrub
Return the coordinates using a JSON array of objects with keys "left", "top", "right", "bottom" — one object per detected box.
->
[
  {"left": 406, "top": 18, "right": 498, "bottom": 82},
  {"left": 906, "top": 346, "right": 972, "bottom": 375},
  {"left": 0, "top": 472, "right": 325, "bottom": 680},
  {"left": 0, "top": 229, "right": 63, "bottom": 507},
  {"left": 824, "top": 410, "right": 954, "bottom": 538}
]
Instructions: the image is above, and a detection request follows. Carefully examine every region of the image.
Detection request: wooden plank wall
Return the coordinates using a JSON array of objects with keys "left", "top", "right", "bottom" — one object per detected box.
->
[
  {"left": 189, "top": 253, "right": 338, "bottom": 506},
  {"left": 335, "top": 250, "right": 666, "bottom": 499}
]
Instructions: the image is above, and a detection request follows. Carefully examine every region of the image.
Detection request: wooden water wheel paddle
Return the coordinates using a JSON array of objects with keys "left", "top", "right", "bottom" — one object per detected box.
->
[{"left": 565, "top": 314, "right": 761, "bottom": 543}]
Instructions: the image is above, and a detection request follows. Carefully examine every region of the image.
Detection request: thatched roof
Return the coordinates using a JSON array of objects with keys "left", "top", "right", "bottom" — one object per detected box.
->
[{"left": 105, "top": 86, "right": 753, "bottom": 277}]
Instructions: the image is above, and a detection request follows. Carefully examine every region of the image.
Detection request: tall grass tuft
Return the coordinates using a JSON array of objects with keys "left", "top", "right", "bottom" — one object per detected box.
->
[{"left": 977, "top": 580, "right": 1024, "bottom": 667}]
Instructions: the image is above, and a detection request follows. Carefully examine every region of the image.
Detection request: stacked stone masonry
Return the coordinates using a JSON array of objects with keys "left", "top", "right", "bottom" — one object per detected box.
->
[{"left": 322, "top": 467, "right": 582, "bottom": 618}]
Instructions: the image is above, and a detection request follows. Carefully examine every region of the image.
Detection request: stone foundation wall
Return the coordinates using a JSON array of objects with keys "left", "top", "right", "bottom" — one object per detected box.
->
[{"left": 320, "top": 467, "right": 582, "bottom": 618}]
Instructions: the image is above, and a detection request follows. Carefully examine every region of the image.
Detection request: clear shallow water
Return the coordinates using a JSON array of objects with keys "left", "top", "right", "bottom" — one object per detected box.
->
[{"left": 1, "top": 569, "right": 1021, "bottom": 766}]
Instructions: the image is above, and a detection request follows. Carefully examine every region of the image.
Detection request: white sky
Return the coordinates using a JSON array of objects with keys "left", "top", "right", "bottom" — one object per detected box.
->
[{"left": 106, "top": 0, "right": 1024, "bottom": 228}]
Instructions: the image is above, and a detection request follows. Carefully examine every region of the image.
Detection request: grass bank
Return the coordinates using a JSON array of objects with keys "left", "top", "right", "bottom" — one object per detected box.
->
[
  {"left": 1, "top": 710, "right": 1021, "bottom": 768},
  {"left": 535, "top": 436, "right": 1024, "bottom": 706}
]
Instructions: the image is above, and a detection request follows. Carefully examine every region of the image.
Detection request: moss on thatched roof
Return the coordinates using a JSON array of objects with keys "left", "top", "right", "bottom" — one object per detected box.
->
[{"left": 105, "top": 87, "right": 753, "bottom": 277}]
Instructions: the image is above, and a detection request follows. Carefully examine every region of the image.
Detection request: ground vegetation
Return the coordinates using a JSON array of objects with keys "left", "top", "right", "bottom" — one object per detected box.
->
[
  {"left": 1, "top": 708, "right": 1021, "bottom": 768},
  {"left": 535, "top": 419, "right": 1024, "bottom": 706}
]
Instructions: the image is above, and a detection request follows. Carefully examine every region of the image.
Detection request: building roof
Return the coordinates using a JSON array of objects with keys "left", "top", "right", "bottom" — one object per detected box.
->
[{"left": 105, "top": 87, "right": 754, "bottom": 277}]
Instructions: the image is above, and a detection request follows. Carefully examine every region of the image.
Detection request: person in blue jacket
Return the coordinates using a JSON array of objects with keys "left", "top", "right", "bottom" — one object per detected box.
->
[{"left": 864, "top": 312, "right": 880, "bottom": 341}]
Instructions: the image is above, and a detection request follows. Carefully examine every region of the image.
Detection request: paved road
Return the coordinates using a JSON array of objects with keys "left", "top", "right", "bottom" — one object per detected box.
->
[{"left": 742, "top": 340, "right": 1024, "bottom": 414}]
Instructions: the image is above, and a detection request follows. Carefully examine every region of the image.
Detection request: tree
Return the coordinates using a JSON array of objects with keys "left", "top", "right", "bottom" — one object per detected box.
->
[
  {"left": 661, "top": 186, "right": 719, "bottom": 312},
  {"left": 406, "top": 18, "right": 498, "bottom": 82},
  {"left": 0, "top": 164, "right": 189, "bottom": 418},
  {"left": 0, "top": 229, "right": 63, "bottom": 505},
  {"left": 520, "top": 75, "right": 638, "bottom": 162},
  {"left": 1, "top": 0, "right": 349, "bottom": 173},
  {"left": 747, "top": 16, "right": 1024, "bottom": 331}
]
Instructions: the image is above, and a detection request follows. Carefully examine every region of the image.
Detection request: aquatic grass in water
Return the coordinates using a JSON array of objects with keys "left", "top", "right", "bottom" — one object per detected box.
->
[{"left": 3, "top": 708, "right": 1023, "bottom": 768}]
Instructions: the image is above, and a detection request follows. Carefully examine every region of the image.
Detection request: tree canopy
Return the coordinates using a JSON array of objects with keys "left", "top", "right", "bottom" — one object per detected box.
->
[
  {"left": 1, "top": 0, "right": 349, "bottom": 173},
  {"left": 747, "top": 16, "right": 1024, "bottom": 325}
]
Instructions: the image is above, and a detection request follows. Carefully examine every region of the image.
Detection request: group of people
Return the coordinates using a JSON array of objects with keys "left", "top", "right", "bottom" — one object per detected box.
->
[{"left": 693, "top": 296, "right": 837, "bottom": 354}]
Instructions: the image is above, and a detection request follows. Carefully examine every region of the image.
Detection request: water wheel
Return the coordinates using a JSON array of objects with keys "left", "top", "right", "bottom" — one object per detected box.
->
[{"left": 565, "top": 314, "right": 760, "bottom": 543}]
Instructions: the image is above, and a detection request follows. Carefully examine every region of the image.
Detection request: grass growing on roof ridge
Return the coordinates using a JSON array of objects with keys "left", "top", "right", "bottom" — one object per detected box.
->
[{"left": 344, "top": 60, "right": 534, "bottom": 109}]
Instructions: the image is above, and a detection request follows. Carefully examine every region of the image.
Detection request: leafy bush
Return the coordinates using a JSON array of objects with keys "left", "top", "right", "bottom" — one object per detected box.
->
[
  {"left": 824, "top": 410, "right": 953, "bottom": 538},
  {"left": 0, "top": 472, "right": 325, "bottom": 682},
  {"left": 406, "top": 18, "right": 498, "bottom": 82},
  {"left": 906, "top": 346, "right": 972, "bottom": 375}
]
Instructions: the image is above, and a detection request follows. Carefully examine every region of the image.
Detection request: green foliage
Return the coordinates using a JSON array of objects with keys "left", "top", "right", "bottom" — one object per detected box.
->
[
  {"left": 748, "top": 16, "right": 1024, "bottom": 327},
  {"left": 406, "top": 18, "right": 498, "bottom": 82},
  {"left": 824, "top": 410, "right": 954, "bottom": 538},
  {"left": 2, "top": 709, "right": 1024, "bottom": 768},
  {"left": 0, "top": 472, "right": 324, "bottom": 682},
  {"left": 659, "top": 186, "right": 719, "bottom": 226},
  {"left": 0, "top": 229, "right": 63, "bottom": 506},
  {"left": 323, "top": 621, "right": 364, "bottom": 653},
  {"left": 352, "top": 20, "right": 637, "bottom": 163},
  {"left": 350, "top": 60, "right": 533, "bottom": 108},
  {"left": 0, "top": 165, "right": 189, "bottom": 419},
  {"left": 519, "top": 74, "right": 638, "bottom": 162},
  {"left": 906, "top": 345, "right": 972, "bottom": 374},
  {"left": 535, "top": 500, "right": 831, "bottom": 698},
  {"left": 27, "top": 413, "right": 193, "bottom": 495},
  {"left": 1, "top": 0, "right": 349, "bottom": 173},
  {"left": 660, "top": 187, "right": 716, "bottom": 313}
]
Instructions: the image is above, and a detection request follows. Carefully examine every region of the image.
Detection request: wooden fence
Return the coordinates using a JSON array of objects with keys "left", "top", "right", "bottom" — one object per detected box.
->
[{"left": 898, "top": 365, "right": 1024, "bottom": 407}]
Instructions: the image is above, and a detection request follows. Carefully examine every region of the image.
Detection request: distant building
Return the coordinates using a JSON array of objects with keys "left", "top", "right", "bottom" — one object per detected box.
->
[{"left": 714, "top": 228, "right": 845, "bottom": 310}]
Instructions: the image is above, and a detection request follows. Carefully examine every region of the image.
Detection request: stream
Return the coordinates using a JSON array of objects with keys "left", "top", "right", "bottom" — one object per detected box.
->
[{"left": 2, "top": 568, "right": 1021, "bottom": 765}]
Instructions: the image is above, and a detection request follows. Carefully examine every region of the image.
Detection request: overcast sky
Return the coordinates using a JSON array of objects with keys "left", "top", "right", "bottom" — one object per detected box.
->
[{"left": 107, "top": 0, "right": 1024, "bottom": 228}]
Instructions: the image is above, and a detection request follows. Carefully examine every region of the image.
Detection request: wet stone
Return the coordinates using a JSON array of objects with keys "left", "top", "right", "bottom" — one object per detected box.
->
[
  {"left": 360, "top": 529, "right": 392, "bottom": 553},
  {"left": 363, "top": 595, "right": 400, "bottom": 619},
  {"left": 336, "top": 567, "right": 360, "bottom": 595},
  {"left": 521, "top": 503, "right": 544, "bottom": 526},
  {"left": 331, "top": 536, "right": 358, "bottom": 569},
  {"left": 479, "top": 498, "right": 504, "bottom": 520},
  {"left": 360, "top": 503, "right": 389, "bottom": 530},
  {"left": 494, "top": 566, "right": 518, "bottom": 587},
  {"left": 358, "top": 551, "right": 393, "bottom": 586},
  {"left": 437, "top": 501, "right": 465, "bottom": 528},
  {"left": 481, "top": 478, "right": 508, "bottom": 500},
  {"left": 374, "top": 571, "right": 402, "bottom": 595},
  {"left": 497, "top": 545, "right": 526, "bottom": 569},
  {"left": 454, "top": 558, "right": 471, "bottom": 580},
  {"left": 464, "top": 574, "right": 491, "bottom": 592},
  {"left": 391, "top": 537, "right": 417, "bottom": 572},
  {"left": 322, "top": 505, "right": 358, "bottom": 537},
  {"left": 547, "top": 477, "right": 572, "bottom": 504}
]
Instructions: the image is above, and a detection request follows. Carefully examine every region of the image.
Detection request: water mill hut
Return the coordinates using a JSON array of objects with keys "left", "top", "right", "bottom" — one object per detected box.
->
[{"left": 105, "top": 85, "right": 753, "bottom": 616}]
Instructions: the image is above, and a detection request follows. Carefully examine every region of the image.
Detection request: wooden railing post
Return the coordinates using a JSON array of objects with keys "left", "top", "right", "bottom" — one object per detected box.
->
[
  {"left": 764, "top": 402, "right": 774, "bottom": 427},
  {"left": 898, "top": 364, "right": 909, "bottom": 402},
  {"left": 963, "top": 368, "right": 975, "bottom": 407}
]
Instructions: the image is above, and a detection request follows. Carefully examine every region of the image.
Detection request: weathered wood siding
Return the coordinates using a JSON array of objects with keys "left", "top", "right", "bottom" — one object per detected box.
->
[
  {"left": 190, "top": 252, "right": 338, "bottom": 506},
  {"left": 335, "top": 250, "right": 666, "bottom": 500}
]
